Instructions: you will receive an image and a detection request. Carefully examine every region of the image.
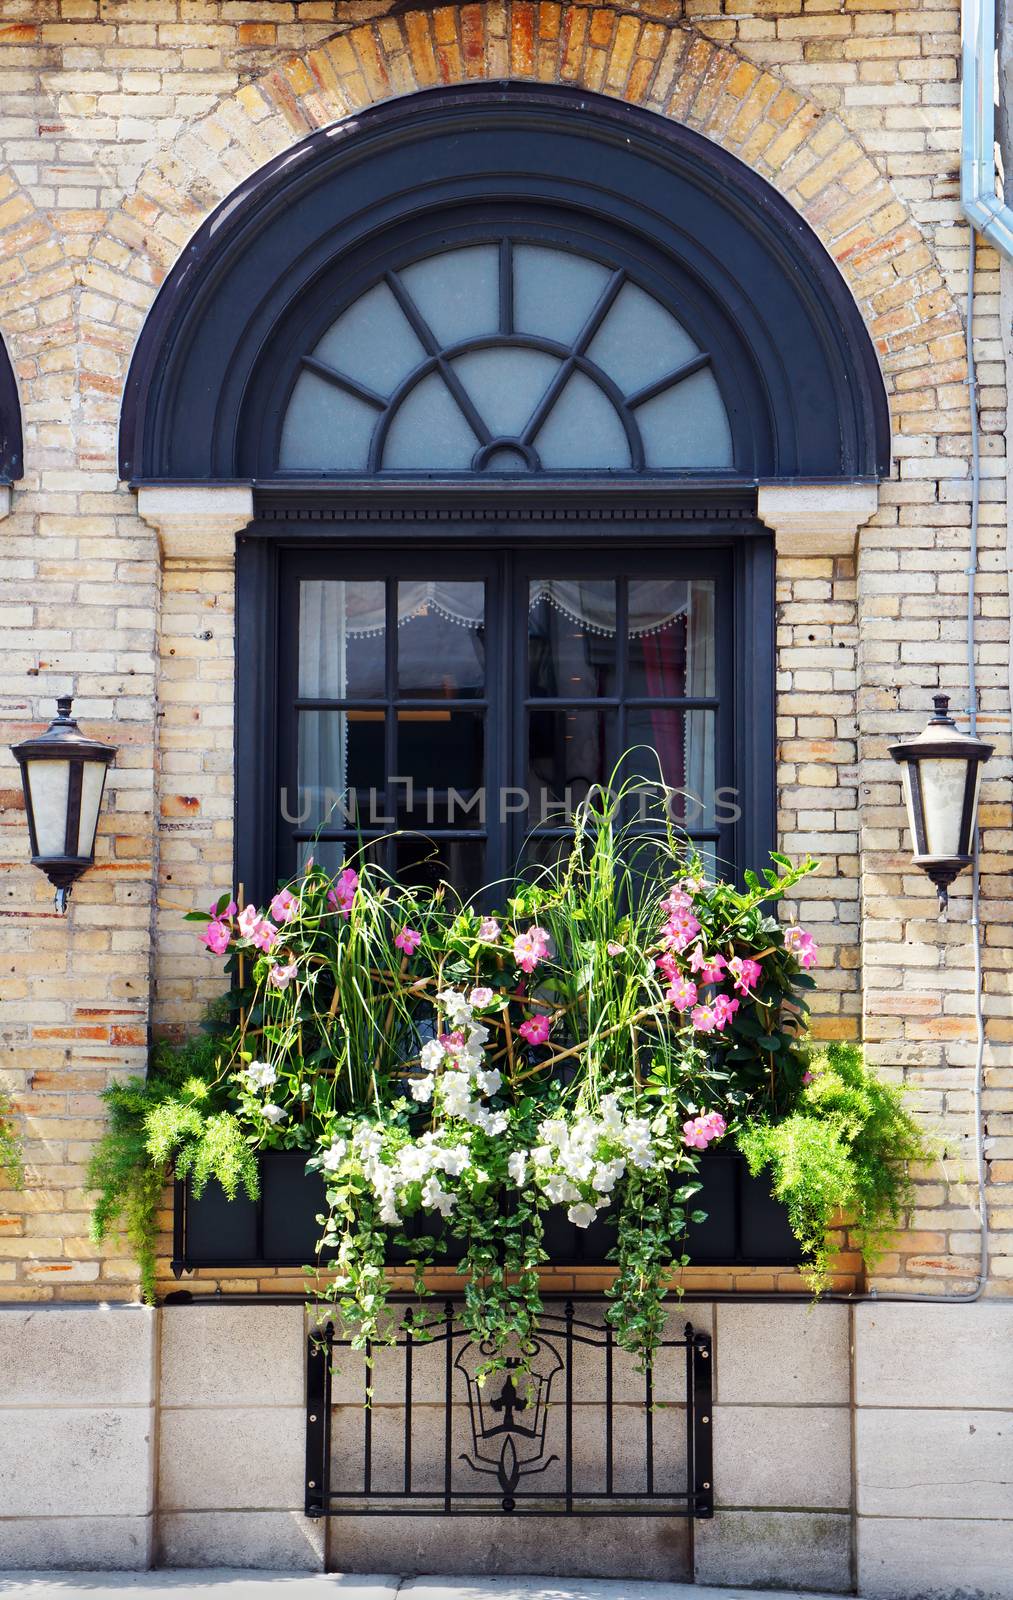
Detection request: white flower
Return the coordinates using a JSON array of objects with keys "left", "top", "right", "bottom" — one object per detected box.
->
[
  {"left": 592, "top": 1159, "right": 625, "bottom": 1193},
  {"left": 437, "top": 988, "right": 473, "bottom": 1028},
  {"left": 567, "top": 1201, "right": 597, "bottom": 1229},
  {"left": 421, "top": 1175, "right": 456, "bottom": 1217},
  {"left": 599, "top": 1093, "right": 623, "bottom": 1132},
  {"left": 469, "top": 986, "right": 494, "bottom": 1007},
  {"left": 321, "top": 1137, "right": 348, "bottom": 1172},
  {"left": 475, "top": 1068, "right": 502, "bottom": 1098},
  {"left": 420, "top": 1039, "right": 445, "bottom": 1072},
  {"left": 410, "top": 1073, "right": 435, "bottom": 1103},
  {"left": 434, "top": 1144, "right": 470, "bottom": 1177},
  {"left": 354, "top": 1125, "right": 384, "bottom": 1162},
  {"left": 539, "top": 1118, "right": 567, "bottom": 1149},
  {"left": 396, "top": 1144, "right": 433, "bottom": 1184},
  {"left": 531, "top": 1144, "right": 553, "bottom": 1169},
  {"left": 260, "top": 1103, "right": 287, "bottom": 1124},
  {"left": 468, "top": 1022, "right": 490, "bottom": 1047},
  {"left": 483, "top": 1111, "right": 509, "bottom": 1136},
  {"left": 543, "top": 1173, "right": 580, "bottom": 1204},
  {"left": 441, "top": 1075, "right": 474, "bottom": 1118},
  {"left": 243, "top": 1060, "right": 277, "bottom": 1091},
  {"left": 507, "top": 1151, "right": 527, "bottom": 1186}
]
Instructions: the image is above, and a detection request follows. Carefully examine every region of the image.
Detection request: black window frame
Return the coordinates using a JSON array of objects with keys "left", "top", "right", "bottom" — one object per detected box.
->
[{"left": 236, "top": 513, "right": 774, "bottom": 905}]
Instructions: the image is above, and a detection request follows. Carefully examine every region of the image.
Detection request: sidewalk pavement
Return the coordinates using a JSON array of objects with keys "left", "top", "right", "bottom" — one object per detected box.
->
[{"left": 0, "top": 1575, "right": 841, "bottom": 1600}]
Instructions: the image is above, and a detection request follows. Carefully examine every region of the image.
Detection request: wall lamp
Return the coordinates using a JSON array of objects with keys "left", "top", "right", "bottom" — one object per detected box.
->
[
  {"left": 889, "top": 693, "right": 993, "bottom": 915},
  {"left": 11, "top": 696, "right": 116, "bottom": 914}
]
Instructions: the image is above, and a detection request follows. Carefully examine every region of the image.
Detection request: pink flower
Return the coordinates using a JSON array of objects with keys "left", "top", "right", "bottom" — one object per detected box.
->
[
  {"left": 688, "top": 945, "right": 726, "bottom": 985},
  {"left": 394, "top": 926, "right": 422, "bottom": 955},
  {"left": 477, "top": 917, "right": 501, "bottom": 944},
  {"left": 683, "top": 1110, "right": 727, "bottom": 1150},
  {"left": 270, "top": 889, "right": 298, "bottom": 924},
  {"left": 667, "top": 976, "right": 698, "bottom": 1012},
  {"left": 690, "top": 1002, "right": 718, "bottom": 1034},
  {"left": 784, "top": 925, "right": 818, "bottom": 969},
  {"left": 237, "top": 904, "right": 261, "bottom": 940},
  {"left": 606, "top": 941, "right": 626, "bottom": 957},
  {"left": 728, "top": 956, "right": 763, "bottom": 996},
  {"left": 661, "top": 887, "right": 693, "bottom": 915},
  {"left": 268, "top": 959, "right": 298, "bottom": 990},
  {"left": 660, "top": 909, "right": 701, "bottom": 954},
  {"left": 251, "top": 917, "right": 278, "bottom": 954},
  {"left": 210, "top": 898, "right": 237, "bottom": 919},
  {"left": 327, "top": 868, "right": 359, "bottom": 919},
  {"left": 441, "top": 1030, "right": 466, "bottom": 1051},
  {"left": 712, "top": 993, "right": 740, "bottom": 1029},
  {"left": 469, "top": 986, "right": 494, "bottom": 1007},
  {"left": 656, "top": 952, "right": 679, "bottom": 984},
  {"left": 518, "top": 1013, "right": 551, "bottom": 1046},
  {"left": 802, "top": 1071, "right": 814, "bottom": 1085},
  {"left": 513, "top": 926, "right": 551, "bottom": 974},
  {"left": 201, "top": 919, "right": 230, "bottom": 956}
]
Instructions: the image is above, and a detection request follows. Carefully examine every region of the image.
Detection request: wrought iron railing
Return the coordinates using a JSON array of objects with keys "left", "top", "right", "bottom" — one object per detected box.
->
[{"left": 305, "top": 1299, "right": 713, "bottom": 1518}]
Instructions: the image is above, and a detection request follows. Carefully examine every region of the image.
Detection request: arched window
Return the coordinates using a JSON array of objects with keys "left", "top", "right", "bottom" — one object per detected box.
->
[{"left": 278, "top": 237, "right": 733, "bottom": 475}]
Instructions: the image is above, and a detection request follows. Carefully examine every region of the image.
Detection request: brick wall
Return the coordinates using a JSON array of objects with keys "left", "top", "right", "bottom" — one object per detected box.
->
[{"left": 0, "top": 0, "right": 1008, "bottom": 1303}]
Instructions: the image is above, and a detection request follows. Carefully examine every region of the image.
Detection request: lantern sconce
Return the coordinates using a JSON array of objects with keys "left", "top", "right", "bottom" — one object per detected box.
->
[
  {"left": 888, "top": 693, "right": 993, "bottom": 916},
  {"left": 11, "top": 696, "right": 116, "bottom": 915}
]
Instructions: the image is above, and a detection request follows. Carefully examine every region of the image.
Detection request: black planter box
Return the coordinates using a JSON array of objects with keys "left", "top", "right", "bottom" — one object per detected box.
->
[{"left": 172, "top": 1147, "right": 801, "bottom": 1276}]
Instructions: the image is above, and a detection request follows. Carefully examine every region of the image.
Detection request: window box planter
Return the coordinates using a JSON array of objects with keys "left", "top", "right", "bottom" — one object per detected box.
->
[{"left": 171, "top": 1146, "right": 801, "bottom": 1278}]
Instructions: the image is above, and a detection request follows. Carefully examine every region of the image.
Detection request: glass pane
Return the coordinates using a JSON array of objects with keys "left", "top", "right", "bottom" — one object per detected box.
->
[
  {"left": 637, "top": 369, "right": 734, "bottom": 469},
  {"left": 398, "top": 245, "right": 499, "bottom": 347},
  {"left": 313, "top": 280, "right": 426, "bottom": 397},
  {"left": 394, "top": 836, "right": 485, "bottom": 904},
  {"left": 528, "top": 581, "right": 617, "bottom": 697},
  {"left": 585, "top": 281, "right": 699, "bottom": 396},
  {"left": 624, "top": 708, "right": 717, "bottom": 829},
  {"left": 519, "top": 832, "right": 573, "bottom": 879},
  {"left": 296, "top": 709, "right": 386, "bottom": 831},
  {"left": 299, "top": 580, "right": 386, "bottom": 699},
  {"left": 483, "top": 446, "right": 530, "bottom": 472},
  {"left": 451, "top": 348, "right": 559, "bottom": 439},
  {"left": 397, "top": 582, "right": 485, "bottom": 698},
  {"left": 278, "top": 371, "right": 376, "bottom": 470},
  {"left": 533, "top": 372, "right": 631, "bottom": 469},
  {"left": 396, "top": 709, "right": 485, "bottom": 827},
  {"left": 627, "top": 579, "right": 715, "bottom": 699},
  {"left": 382, "top": 371, "right": 479, "bottom": 469},
  {"left": 527, "top": 707, "right": 616, "bottom": 824},
  {"left": 513, "top": 244, "right": 612, "bottom": 347}
]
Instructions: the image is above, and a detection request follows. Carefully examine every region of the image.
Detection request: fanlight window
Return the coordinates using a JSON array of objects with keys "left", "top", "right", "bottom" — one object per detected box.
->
[{"left": 279, "top": 241, "right": 734, "bottom": 474}]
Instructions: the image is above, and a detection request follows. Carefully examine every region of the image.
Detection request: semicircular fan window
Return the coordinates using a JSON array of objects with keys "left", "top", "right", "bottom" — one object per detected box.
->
[{"left": 278, "top": 241, "right": 734, "bottom": 474}]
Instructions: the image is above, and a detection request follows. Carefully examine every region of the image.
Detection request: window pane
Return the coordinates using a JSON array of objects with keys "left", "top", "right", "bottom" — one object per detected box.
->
[
  {"left": 451, "top": 348, "right": 559, "bottom": 439},
  {"left": 627, "top": 579, "right": 715, "bottom": 699},
  {"left": 533, "top": 371, "right": 631, "bottom": 468},
  {"left": 585, "top": 281, "right": 699, "bottom": 395},
  {"left": 299, "top": 580, "right": 386, "bottom": 699},
  {"left": 528, "top": 581, "right": 617, "bottom": 698},
  {"left": 313, "top": 280, "right": 426, "bottom": 396},
  {"left": 394, "top": 836, "right": 486, "bottom": 904},
  {"left": 513, "top": 244, "right": 611, "bottom": 346},
  {"left": 398, "top": 245, "right": 499, "bottom": 346},
  {"left": 397, "top": 581, "right": 485, "bottom": 698},
  {"left": 637, "top": 369, "right": 734, "bottom": 469},
  {"left": 279, "top": 372, "right": 376, "bottom": 471},
  {"left": 624, "top": 708, "right": 717, "bottom": 829},
  {"left": 396, "top": 709, "right": 485, "bottom": 826},
  {"left": 296, "top": 709, "right": 386, "bottom": 831},
  {"left": 527, "top": 707, "right": 616, "bottom": 824},
  {"left": 382, "top": 371, "right": 479, "bottom": 469}
]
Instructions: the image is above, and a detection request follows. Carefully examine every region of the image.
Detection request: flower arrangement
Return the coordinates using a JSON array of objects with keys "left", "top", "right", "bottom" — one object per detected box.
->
[{"left": 86, "top": 773, "right": 930, "bottom": 1365}]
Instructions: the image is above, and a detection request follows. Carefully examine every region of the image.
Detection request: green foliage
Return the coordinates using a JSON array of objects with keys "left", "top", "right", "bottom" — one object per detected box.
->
[
  {"left": 0, "top": 1087, "right": 25, "bottom": 1191},
  {"left": 88, "top": 1014, "right": 256, "bottom": 1302},
  {"left": 737, "top": 1041, "right": 932, "bottom": 1292}
]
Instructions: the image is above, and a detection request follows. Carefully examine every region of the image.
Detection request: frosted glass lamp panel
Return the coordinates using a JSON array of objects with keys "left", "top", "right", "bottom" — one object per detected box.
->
[
  {"left": 75, "top": 761, "right": 108, "bottom": 857},
  {"left": 399, "top": 246, "right": 499, "bottom": 346},
  {"left": 912, "top": 759, "right": 974, "bottom": 859},
  {"left": 451, "top": 348, "right": 559, "bottom": 438},
  {"left": 382, "top": 372, "right": 480, "bottom": 469},
  {"left": 637, "top": 369, "right": 733, "bottom": 469},
  {"left": 513, "top": 245, "right": 611, "bottom": 345},
  {"left": 298, "top": 580, "right": 386, "bottom": 699},
  {"left": 279, "top": 372, "right": 376, "bottom": 470},
  {"left": 26, "top": 760, "right": 70, "bottom": 856},
  {"left": 586, "top": 282, "right": 699, "bottom": 394},
  {"left": 534, "top": 372, "right": 630, "bottom": 469},
  {"left": 313, "top": 281, "right": 426, "bottom": 395}
]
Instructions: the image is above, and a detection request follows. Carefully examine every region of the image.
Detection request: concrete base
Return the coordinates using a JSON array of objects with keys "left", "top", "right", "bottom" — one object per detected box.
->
[{"left": 1, "top": 1299, "right": 1012, "bottom": 1599}]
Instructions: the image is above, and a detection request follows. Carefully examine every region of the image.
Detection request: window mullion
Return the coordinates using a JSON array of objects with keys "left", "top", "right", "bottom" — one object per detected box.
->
[{"left": 384, "top": 575, "right": 398, "bottom": 876}]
